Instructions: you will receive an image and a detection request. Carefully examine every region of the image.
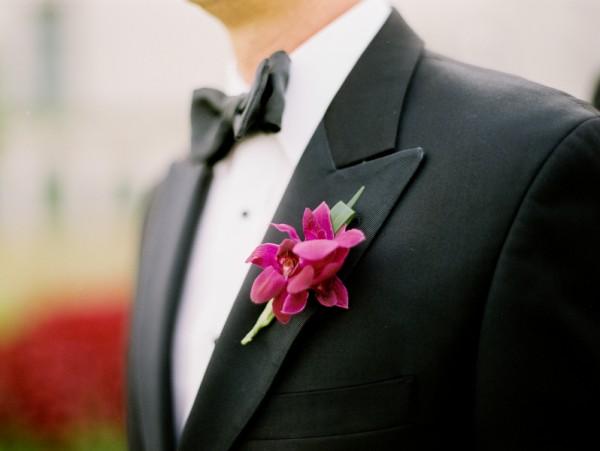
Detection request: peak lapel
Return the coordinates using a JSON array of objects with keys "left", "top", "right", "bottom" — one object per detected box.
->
[
  {"left": 177, "top": 10, "right": 425, "bottom": 451},
  {"left": 130, "top": 160, "right": 212, "bottom": 451},
  {"left": 325, "top": 10, "right": 423, "bottom": 167}
]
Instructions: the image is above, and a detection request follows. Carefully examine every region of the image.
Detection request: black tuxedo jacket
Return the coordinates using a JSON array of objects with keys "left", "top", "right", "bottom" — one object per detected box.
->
[{"left": 127, "top": 10, "right": 600, "bottom": 451}]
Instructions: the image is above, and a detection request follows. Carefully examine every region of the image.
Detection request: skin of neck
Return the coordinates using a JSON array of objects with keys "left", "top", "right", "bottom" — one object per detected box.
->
[{"left": 189, "top": 0, "right": 362, "bottom": 83}]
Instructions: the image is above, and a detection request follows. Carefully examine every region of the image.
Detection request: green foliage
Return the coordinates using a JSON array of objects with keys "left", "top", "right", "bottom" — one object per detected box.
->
[{"left": 0, "top": 427, "right": 125, "bottom": 451}]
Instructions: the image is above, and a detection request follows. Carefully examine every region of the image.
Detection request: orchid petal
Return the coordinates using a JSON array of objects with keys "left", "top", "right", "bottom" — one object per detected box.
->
[
  {"left": 245, "top": 243, "right": 278, "bottom": 268},
  {"left": 293, "top": 239, "right": 339, "bottom": 261},
  {"left": 271, "top": 223, "right": 300, "bottom": 241},
  {"left": 331, "top": 276, "right": 349, "bottom": 309},
  {"left": 287, "top": 265, "right": 314, "bottom": 294},
  {"left": 335, "top": 228, "right": 366, "bottom": 248},
  {"left": 302, "top": 203, "right": 334, "bottom": 241},
  {"left": 276, "top": 238, "right": 296, "bottom": 256},
  {"left": 311, "top": 247, "right": 349, "bottom": 284},
  {"left": 302, "top": 208, "right": 319, "bottom": 241},
  {"left": 312, "top": 202, "right": 334, "bottom": 239},
  {"left": 281, "top": 291, "right": 309, "bottom": 315},
  {"left": 315, "top": 276, "right": 348, "bottom": 309},
  {"left": 315, "top": 283, "right": 337, "bottom": 307},
  {"left": 272, "top": 291, "right": 291, "bottom": 324},
  {"left": 250, "top": 267, "right": 286, "bottom": 303},
  {"left": 312, "top": 258, "right": 345, "bottom": 284}
]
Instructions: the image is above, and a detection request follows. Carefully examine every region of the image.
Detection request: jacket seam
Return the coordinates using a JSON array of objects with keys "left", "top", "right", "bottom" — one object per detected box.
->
[
  {"left": 480, "top": 115, "right": 600, "bottom": 303},
  {"left": 272, "top": 374, "right": 414, "bottom": 397},
  {"left": 246, "top": 423, "right": 414, "bottom": 442},
  {"left": 472, "top": 115, "right": 600, "bottom": 402}
]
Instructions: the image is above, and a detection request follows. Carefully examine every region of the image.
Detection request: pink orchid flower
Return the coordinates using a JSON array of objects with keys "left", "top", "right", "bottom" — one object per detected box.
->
[{"left": 246, "top": 202, "right": 365, "bottom": 324}]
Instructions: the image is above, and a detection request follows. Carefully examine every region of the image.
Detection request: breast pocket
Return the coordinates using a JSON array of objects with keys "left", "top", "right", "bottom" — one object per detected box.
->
[{"left": 242, "top": 375, "right": 416, "bottom": 445}]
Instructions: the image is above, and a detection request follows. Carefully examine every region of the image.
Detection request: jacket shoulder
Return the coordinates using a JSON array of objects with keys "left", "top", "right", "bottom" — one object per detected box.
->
[{"left": 408, "top": 51, "right": 599, "bottom": 142}]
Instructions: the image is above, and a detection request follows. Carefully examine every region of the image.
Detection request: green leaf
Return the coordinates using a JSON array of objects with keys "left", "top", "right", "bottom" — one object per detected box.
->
[
  {"left": 330, "top": 201, "right": 355, "bottom": 233},
  {"left": 346, "top": 185, "right": 365, "bottom": 209},
  {"left": 330, "top": 186, "right": 365, "bottom": 233}
]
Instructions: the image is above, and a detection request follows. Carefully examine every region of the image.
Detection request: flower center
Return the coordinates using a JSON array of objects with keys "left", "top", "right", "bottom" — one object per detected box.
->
[{"left": 279, "top": 252, "right": 299, "bottom": 278}]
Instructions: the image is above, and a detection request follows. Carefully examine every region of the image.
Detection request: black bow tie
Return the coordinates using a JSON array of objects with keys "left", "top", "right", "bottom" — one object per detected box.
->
[{"left": 189, "top": 50, "right": 291, "bottom": 166}]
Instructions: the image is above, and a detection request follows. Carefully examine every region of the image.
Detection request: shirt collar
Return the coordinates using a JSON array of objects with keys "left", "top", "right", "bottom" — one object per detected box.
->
[{"left": 226, "top": 0, "right": 392, "bottom": 166}]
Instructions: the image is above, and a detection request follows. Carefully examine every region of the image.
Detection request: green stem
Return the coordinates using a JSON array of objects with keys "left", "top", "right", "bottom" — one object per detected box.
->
[{"left": 240, "top": 300, "right": 275, "bottom": 345}]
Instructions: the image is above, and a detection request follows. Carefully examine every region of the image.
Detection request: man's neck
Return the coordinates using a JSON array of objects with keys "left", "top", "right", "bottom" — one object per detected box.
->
[{"left": 223, "top": 0, "right": 362, "bottom": 84}]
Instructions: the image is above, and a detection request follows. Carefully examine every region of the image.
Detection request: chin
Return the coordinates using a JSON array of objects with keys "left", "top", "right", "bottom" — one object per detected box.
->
[{"left": 188, "top": 0, "right": 227, "bottom": 7}]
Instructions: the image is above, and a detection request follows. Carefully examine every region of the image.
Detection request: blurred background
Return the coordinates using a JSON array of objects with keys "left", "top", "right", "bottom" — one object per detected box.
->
[{"left": 1, "top": 0, "right": 599, "bottom": 449}]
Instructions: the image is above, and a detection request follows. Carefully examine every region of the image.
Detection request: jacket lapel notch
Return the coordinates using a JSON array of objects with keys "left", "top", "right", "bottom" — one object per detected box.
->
[{"left": 325, "top": 9, "right": 424, "bottom": 168}]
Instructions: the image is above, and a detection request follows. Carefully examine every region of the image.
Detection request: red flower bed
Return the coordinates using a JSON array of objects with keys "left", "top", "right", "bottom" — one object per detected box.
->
[{"left": 0, "top": 297, "right": 129, "bottom": 441}]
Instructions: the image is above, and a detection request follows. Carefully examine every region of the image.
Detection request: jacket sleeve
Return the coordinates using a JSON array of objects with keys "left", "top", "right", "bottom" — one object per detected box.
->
[{"left": 474, "top": 116, "right": 600, "bottom": 449}]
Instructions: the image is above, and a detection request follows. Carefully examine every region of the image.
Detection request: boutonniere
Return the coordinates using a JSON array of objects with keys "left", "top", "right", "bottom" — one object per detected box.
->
[{"left": 241, "top": 187, "right": 366, "bottom": 345}]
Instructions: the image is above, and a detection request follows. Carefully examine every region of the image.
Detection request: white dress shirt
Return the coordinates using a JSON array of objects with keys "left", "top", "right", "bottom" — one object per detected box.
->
[{"left": 171, "top": 0, "right": 392, "bottom": 437}]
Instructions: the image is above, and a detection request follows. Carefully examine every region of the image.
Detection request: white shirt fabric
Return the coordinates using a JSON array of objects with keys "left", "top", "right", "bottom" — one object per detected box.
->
[{"left": 171, "top": 0, "right": 392, "bottom": 437}]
